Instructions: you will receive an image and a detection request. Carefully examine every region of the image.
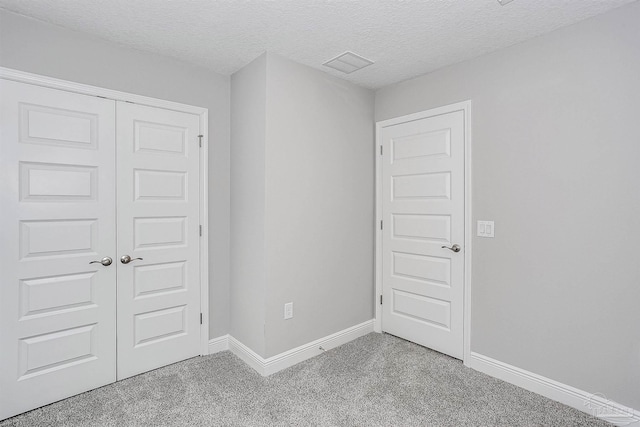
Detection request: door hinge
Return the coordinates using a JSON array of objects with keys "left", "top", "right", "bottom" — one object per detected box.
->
[
  {"left": 200, "top": 313, "right": 203, "bottom": 324},
  {"left": 198, "top": 135, "right": 203, "bottom": 148},
  {"left": 380, "top": 220, "right": 383, "bottom": 230},
  {"left": 380, "top": 295, "right": 383, "bottom": 305},
  {"left": 199, "top": 225, "right": 202, "bottom": 236},
  {"left": 380, "top": 145, "right": 383, "bottom": 155}
]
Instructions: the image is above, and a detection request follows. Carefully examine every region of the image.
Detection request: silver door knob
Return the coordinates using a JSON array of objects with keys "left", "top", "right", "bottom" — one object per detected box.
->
[
  {"left": 441, "top": 244, "right": 461, "bottom": 253},
  {"left": 89, "top": 256, "right": 113, "bottom": 266},
  {"left": 120, "top": 255, "right": 143, "bottom": 264}
]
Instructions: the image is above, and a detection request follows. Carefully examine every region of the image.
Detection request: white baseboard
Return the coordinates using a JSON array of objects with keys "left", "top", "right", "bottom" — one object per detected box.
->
[
  {"left": 211, "top": 327, "right": 639, "bottom": 425},
  {"left": 207, "top": 334, "right": 229, "bottom": 354},
  {"left": 228, "top": 320, "right": 375, "bottom": 376},
  {"left": 466, "top": 352, "right": 640, "bottom": 426}
]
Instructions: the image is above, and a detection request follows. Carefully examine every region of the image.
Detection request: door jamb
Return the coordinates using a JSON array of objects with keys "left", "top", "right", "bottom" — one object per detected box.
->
[
  {"left": 0, "top": 67, "right": 211, "bottom": 356},
  {"left": 374, "top": 100, "right": 472, "bottom": 363}
]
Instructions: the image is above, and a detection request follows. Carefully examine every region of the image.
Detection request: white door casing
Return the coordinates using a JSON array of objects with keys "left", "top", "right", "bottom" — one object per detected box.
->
[
  {"left": 0, "top": 80, "right": 117, "bottom": 420},
  {"left": 115, "top": 102, "right": 202, "bottom": 380},
  {"left": 377, "top": 104, "right": 469, "bottom": 360}
]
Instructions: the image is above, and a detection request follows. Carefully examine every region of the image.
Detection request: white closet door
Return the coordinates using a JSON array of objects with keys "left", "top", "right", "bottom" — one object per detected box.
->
[
  {"left": 0, "top": 80, "right": 117, "bottom": 420},
  {"left": 115, "top": 102, "right": 201, "bottom": 379}
]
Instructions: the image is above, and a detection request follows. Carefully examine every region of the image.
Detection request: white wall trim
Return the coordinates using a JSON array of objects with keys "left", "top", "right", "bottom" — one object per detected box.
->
[
  {"left": 229, "top": 320, "right": 375, "bottom": 376},
  {"left": 467, "top": 352, "right": 640, "bottom": 426},
  {"left": 0, "top": 67, "right": 207, "bottom": 115},
  {"left": 208, "top": 335, "right": 230, "bottom": 354},
  {"left": 374, "top": 120, "right": 383, "bottom": 334},
  {"left": 228, "top": 336, "right": 267, "bottom": 375},
  {"left": 0, "top": 67, "right": 211, "bottom": 357},
  {"left": 198, "top": 99, "right": 210, "bottom": 356},
  {"left": 374, "top": 100, "right": 473, "bottom": 364},
  {"left": 462, "top": 102, "right": 473, "bottom": 364}
]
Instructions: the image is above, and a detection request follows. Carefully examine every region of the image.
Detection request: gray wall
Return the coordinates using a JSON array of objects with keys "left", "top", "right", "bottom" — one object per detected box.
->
[
  {"left": 0, "top": 10, "right": 231, "bottom": 339},
  {"left": 376, "top": 2, "right": 640, "bottom": 409},
  {"left": 230, "top": 53, "right": 374, "bottom": 358},
  {"left": 264, "top": 54, "right": 374, "bottom": 357},
  {"left": 229, "top": 54, "right": 268, "bottom": 354}
]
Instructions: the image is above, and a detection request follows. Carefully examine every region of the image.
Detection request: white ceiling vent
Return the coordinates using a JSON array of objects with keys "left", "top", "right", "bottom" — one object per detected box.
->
[{"left": 323, "top": 51, "right": 374, "bottom": 74}]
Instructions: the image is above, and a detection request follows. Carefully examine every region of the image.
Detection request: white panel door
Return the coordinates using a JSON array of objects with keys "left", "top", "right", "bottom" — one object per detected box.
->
[
  {"left": 381, "top": 110, "right": 465, "bottom": 359},
  {"left": 115, "top": 102, "right": 201, "bottom": 379},
  {"left": 0, "top": 80, "right": 116, "bottom": 419}
]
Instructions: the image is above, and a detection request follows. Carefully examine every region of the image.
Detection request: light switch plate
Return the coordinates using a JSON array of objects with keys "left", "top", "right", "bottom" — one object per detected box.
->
[
  {"left": 284, "top": 302, "right": 293, "bottom": 320},
  {"left": 477, "top": 220, "right": 495, "bottom": 238}
]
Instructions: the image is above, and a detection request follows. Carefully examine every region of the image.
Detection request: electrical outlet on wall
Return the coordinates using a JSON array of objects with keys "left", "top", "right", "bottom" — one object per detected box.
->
[{"left": 284, "top": 302, "right": 293, "bottom": 320}]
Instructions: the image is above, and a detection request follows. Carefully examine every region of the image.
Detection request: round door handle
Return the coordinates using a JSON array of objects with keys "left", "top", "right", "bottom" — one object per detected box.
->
[
  {"left": 89, "top": 256, "right": 113, "bottom": 266},
  {"left": 120, "top": 255, "right": 143, "bottom": 264},
  {"left": 441, "top": 244, "right": 461, "bottom": 253}
]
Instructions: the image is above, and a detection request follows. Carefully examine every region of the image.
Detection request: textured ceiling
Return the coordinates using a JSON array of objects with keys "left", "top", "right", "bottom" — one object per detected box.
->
[{"left": 0, "top": 0, "right": 636, "bottom": 89}]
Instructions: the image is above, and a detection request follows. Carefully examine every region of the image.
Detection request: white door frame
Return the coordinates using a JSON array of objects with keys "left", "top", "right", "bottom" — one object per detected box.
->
[
  {"left": 0, "top": 67, "right": 211, "bottom": 356},
  {"left": 374, "top": 100, "right": 472, "bottom": 363}
]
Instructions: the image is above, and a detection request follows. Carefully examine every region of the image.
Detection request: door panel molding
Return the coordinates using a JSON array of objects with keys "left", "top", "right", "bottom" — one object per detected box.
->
[
  {"left": 0, "top": 66, "right": 210, "bottom": 359},
  {"left": 374, "top": 101, "right": 472, "bottom": 363},
  {"left": 116, "top": 101, "right": 202, "bottom": 380},
  {"left": 0, "top": 69, "right": 210, "bottom": 420},
  {"left": 0, "top": 79, "right": 117, "bottom": 420}
]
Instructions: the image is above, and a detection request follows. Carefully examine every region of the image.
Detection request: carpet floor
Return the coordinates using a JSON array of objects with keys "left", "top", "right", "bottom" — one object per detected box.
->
[{"left": 0, "top": 333, "right": 609, "bottom": 426}]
